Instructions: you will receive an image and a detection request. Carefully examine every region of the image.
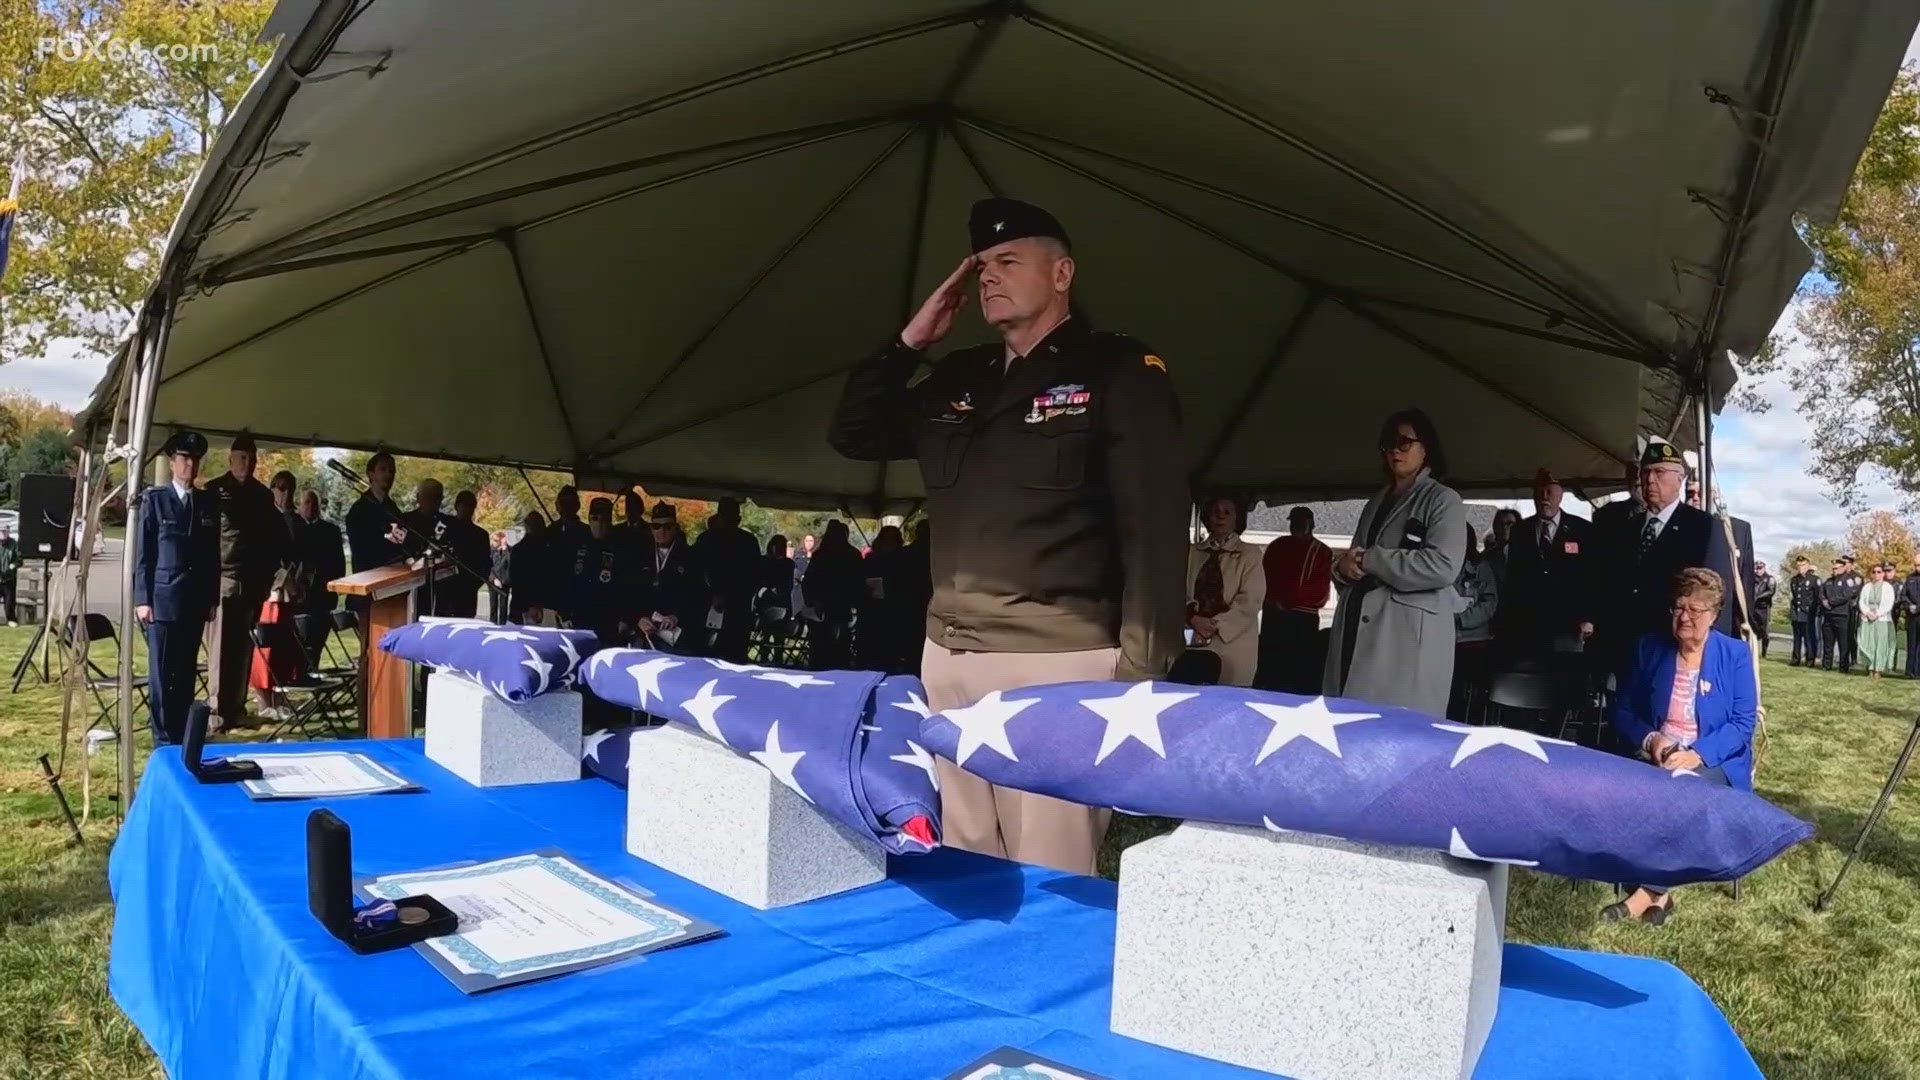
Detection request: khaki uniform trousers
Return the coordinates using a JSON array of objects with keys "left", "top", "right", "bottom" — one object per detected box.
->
[
  {"left": 205, "top": 577, "right": 267, "bottom": 723},
  {"left": 922, "top": 639, "right": 1117, "bottom": 876}
]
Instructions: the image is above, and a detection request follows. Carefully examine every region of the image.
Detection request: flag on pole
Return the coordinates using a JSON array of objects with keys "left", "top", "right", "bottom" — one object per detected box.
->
[{"left": 0, "top": 150, "right": 22, "bottom": 287}]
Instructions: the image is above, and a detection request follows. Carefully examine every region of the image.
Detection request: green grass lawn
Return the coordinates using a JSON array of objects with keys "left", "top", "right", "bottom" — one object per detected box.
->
[{"left": 1, "top": 626, "right": 1917, "bottom": 1077}]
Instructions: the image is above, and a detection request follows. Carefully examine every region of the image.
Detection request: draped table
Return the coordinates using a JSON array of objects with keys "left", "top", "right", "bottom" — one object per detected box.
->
[{"left": 109, "top": 740, "right": 1760, "bottom": 1079}]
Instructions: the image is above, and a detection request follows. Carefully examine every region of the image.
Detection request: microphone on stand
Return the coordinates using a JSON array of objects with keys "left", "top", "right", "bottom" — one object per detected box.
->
[{"left": 325, "top": 458, "right": 364, "bottom": 486}]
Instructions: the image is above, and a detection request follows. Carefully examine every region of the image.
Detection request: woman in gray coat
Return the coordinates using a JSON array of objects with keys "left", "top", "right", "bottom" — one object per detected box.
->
[{"left": 1324, "top": 408, "right": 1467, "bottom": 716}]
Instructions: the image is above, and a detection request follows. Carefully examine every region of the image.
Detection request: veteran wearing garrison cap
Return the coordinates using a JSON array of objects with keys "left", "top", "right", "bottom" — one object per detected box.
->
[
  {"left": 1590, "top": 436, "right": 1713, "bottom": 678},
  {"left": 829, "top": 197, "right": 1188, "bottom": 876},
  {"left": 134, "top": 431, "right": 221, "bottom": 744}
]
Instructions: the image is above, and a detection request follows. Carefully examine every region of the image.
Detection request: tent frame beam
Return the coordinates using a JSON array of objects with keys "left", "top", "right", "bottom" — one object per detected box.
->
[
  {"left": 585, "top": 124, "right": 921, "bottom": 454},
  {"left": 1021, "top": 8, "right": 1659, "bottom": 360},
  {"left": 964, "top": 119, "right": 1653, "bottom": 367},
  {"left": 955, "top": 119, "right": 1624, "bottom": 467},
  {"left": 874, "top": 120, "right": 944, "bottom": 514},
  {"left": 977, "top": 117, "right": 1653, "bottom": 364},
  {"left": 1692, "top": 0, "right": 1811, "bottom": 377},
  {"left": 1196, "top": 291, "right": 1325, "bottom": 481},
  {"left": 207, "top": 114, "right": 912, "bottom": 285},
  {"left": 160, "top": 116, "right": 899, "bottom": 393},
  {"left": 204, "top": 4, "right": 999, "bottom": 281},
  {"left": 498, "top": 227, "right": 581, "bottom": 456}
]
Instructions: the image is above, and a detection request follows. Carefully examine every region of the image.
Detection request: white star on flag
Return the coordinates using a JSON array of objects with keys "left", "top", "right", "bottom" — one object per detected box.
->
[
  {"left": 519, "top": 645, "right": 553, "bottom": 695},
  {"left": 556, "top": 634, "right": 581, "bottom": 675},
  {"left": 1262, "top": 816, "right": 1293, "bottom": 834},
  {"left": 482, "top": 630, "right": 536, "bottom": 645},
  {"left": 888, "top": 740, "right": 940, "bottom": 790},
  {"left": 754, "top": 671, "right": 832, "bottom": 688},
  {"left": 587, "top": 649, "right": 624, "bottom": 678},
  {"left": 682, "top": 679, "right": 735, "bottom": 742},
  {"left": 944, "top": 690, "right": 1038, "bottom": 766},
  {"left": 1447, "top": 826, "right": 1540, "bottom": 866},
  {"left": 1080, "top": 682, "right": 1195, "bottom": 765},
  {"left": 583, "top": 729, "right": 616, "bottom": 759},
  {"left": 625, "top": 656, "right": 681, "bottom": 707},
  {"left": 707, "top": 658, "right": 766, "bottom": 674},
  {"left": 1247, "top": 697, "right": 1379, "bottom": 764},
  {"left": 1670, "top": 768, "right": 1700, "bottom": 778},
  {"left": 443, "top": 621, "right": 485, "bottom": 637},
  {"left": 893, "top": 691, "right": 932, "bottom": 718},
  {"left": 1430, "top": 724, "right": 1570, "bottom": 768},
  {"left": 750, "top": 721, "right": 810, "bottom": 801}
]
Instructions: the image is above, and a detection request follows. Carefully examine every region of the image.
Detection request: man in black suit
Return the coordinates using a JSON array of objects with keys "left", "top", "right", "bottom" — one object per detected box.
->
[
  {"left": 1837, "top": 554, "right": 1866, "bottom": 672},
  {"left": 294, "top": 489, "right": 346, "bottom": 667},
  {"left": 134, "top": 431, "right": 220, "bottom": 744},
  {"left": 1591, "top": 437, "right": 1712, "bottom": 679},
  {"left": 636, "top": 502, "right": 707, "bottom": 652},
  {"left": 438, "top": 490, "right": 491, "bottom": 619},
  {"left": 1901, "top": 559, "right": 1920, "bottom": 677},
  {"left": 1498, "top": 468, "right": 1593, "bottom": 661}
]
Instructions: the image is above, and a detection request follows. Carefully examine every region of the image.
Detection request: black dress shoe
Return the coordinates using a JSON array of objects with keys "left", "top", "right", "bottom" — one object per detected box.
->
[
  {"left": 1641, "top": 898, "right": 1674, "bottom": 926},
  {"left": 1600, "top": 901, "right": 1633, "bottom": 922}
]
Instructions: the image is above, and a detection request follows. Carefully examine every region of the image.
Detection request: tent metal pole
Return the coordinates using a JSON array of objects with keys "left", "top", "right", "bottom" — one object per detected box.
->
[
  {"left": 498, "top": 229, "right": 581, "bottom": 456},
  {"left": 1021, "top": 9, "right": 1657, "bottom": 358},
  {"left": 960, "top": 116, "right": 1624, "bottom": 466},
  {"left": 974, "top": 117, "right": 1636, "bottom": 355},
  {"left": 209, "top": 6, "right": 994, "bottom": 278},
  {"left": 588, "top": 125, "right": 920, "bottom": 453},
  {"left": 1195, "top": 292, "right": 1324, "bottom": 481},
  {"left": 1692, "top": 0, "right": 1812, "bottom": 360},
  {"left": 517, "top": 467, "right": 552, "bottom": 519},
  {"left": 873, "top": 122, "right": 945, "bottom": 515},
  {"left": 209, "top": 114, "right": 909, "bottom": 283},
  {"left": 212, "top": 232, "right": 497, "bottom": 285},
  {"left": 118, "top": 302, "right": 169, "bottom": 807}
]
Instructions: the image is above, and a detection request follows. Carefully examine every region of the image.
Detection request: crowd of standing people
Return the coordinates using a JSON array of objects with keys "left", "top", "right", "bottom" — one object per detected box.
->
[{"left": 1782, "top": 553, "right": 1920, "bottom": 679}]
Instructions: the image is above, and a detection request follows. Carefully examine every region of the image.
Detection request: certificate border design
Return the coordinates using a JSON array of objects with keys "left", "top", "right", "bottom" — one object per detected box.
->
[
  {"left": 363, "top": 854, "right": 690, "bottom": 976},
  {"left": 356, "top": 848, "right": 722, "bottom": 993},
  {"left": 234, "top": 750, "right": 421, "bottom": 800}
]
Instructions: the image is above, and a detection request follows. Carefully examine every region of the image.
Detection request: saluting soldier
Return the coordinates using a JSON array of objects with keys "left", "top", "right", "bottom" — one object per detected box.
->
[
  {"left": 829, "top": 197, "right": 1188, "bottom": 876},
  {"left": 134, "top": 431, "right": 220, "bottom": 745}
]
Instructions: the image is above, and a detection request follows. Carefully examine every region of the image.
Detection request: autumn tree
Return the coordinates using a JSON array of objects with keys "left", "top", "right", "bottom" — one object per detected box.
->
[
  {"left": 1735, "top": 69, "right": 1920, "bottom": 513},
  {"left": 1846, "top": 510, "right": 1918, "bottom": 571},
  {"left": 1782, "top": 539, "right": 1843, "bottom": 574},
  {"left": 0, "top": 0, "right": 275, "bottom": 357}
]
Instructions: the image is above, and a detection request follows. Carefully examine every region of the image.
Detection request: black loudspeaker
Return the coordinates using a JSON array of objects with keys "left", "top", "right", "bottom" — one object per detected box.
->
[{"left": 17, "top": 473, "right": 75, "bottom": 561}]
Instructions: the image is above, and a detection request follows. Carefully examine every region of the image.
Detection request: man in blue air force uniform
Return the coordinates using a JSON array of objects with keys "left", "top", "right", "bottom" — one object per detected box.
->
[{"left": 134, "top": 431, "right": 220, "bottom": 745}]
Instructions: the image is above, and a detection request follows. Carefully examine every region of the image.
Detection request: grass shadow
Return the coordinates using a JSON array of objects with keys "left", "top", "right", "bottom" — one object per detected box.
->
[{"left": 0, "top": 844, "right": 111, "bottom": 931}]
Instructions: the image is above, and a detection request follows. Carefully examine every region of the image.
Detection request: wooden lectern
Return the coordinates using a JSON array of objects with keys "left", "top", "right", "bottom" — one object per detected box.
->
[{"left": 329, "top": 563, "right": 453, "bottom": 738}]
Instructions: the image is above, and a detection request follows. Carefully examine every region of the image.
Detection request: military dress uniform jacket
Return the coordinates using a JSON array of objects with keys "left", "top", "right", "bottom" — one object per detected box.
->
[
  {"left": 829, "top": 319, "right": 1188, "bottom": 681},
  {"left": 1789, "top": 570, "right": 1821, "bottom": 622},
  {"left": 202, "top": 473, "right": 282, "bottom": 595},
  {"left": 1497, "top": 511, "right": 1592, "bottom": 648},
  {"left": 1594, "top": 500, "right": 1713, "bottom": 648},
  {"left": 134, "top": 485, "right": 220, "bottom": 621}
]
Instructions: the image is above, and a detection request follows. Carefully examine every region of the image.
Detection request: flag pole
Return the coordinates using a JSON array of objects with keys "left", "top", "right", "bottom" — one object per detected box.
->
[{"left": 3, "top": 149, "right": 21, "bottom": 203}]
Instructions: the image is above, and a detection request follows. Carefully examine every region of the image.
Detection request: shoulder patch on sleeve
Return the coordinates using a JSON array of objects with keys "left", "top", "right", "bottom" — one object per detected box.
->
[{"left": 1143, "top": 354, "right": 1166, "bottom": 372}]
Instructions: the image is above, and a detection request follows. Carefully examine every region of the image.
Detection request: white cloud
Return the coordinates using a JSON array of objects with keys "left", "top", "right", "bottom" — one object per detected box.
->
[
  {"left": 1715, "top": 316, "right": 1904, "bottom": 565},
  {"left": 0, "top": 337, "right": 109, "bottom": 410}
]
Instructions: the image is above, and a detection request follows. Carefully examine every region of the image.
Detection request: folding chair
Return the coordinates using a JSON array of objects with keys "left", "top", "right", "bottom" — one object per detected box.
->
[
  {"left": 327, "top": 607, "right": 360, "bottom": 670},
  {"left": 294, "top": 612, "right": 355, "bottom": 679},
  {"left": 250, "top": 623, "right": 354, "bottom": 741},
  {"left": 62, "top": 613, "right": 150, "bottom": 737},
  {"left": 1485, "top": 668, "right": 1596, "bottom": 744}
]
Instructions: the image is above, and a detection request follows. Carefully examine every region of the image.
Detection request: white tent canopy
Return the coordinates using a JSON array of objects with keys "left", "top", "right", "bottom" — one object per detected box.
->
[{"left": 80, "top": 0, "right": 1918, "bottom": 509}]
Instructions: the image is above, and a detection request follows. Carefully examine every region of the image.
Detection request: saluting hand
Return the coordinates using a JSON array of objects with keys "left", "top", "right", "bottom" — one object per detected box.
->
[{"left": 900, "top": 256, "right": 978, "bottom": 351}]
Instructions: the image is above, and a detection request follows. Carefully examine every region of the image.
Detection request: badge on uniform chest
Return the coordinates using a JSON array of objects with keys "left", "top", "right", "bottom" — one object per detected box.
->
[{"left": 1025, "top": 384, "right": 1092, "bottom": 424}]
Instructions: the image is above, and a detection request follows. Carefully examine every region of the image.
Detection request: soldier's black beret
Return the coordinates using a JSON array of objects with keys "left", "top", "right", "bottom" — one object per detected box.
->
[
  {"left": 969, "top": 197, "right": 1070, "bottom": 254},
  {"left": 159, "top": 430, "right": 207, "bottom": 458}
]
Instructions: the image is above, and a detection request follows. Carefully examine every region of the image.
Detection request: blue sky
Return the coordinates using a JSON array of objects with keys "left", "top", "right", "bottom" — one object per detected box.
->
[{"left": 6, "top": 29, "right": 1919, "bottom": 557}]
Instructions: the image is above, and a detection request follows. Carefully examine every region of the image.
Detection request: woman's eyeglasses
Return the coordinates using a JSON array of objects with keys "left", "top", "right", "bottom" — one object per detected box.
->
[
  {"left": 1379, "top": 435, "right": 1421, "bottom": 453},
  {"left": 1669, "top": 603, "right": 1715, "bottom": 621}
]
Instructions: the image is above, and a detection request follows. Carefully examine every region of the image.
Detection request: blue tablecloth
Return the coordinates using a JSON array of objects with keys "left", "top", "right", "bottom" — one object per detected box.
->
[{"left": 109, "top": 740, "right": 1760, "bottom": 1079}]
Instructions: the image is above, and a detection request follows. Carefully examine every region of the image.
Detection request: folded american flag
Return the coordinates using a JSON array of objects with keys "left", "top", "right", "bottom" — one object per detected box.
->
[
  {"left": 580, "top": 650, "right": 940, "bottom": 855},
  {"left": 379, "top": 618, "right": 599, "bottom": 703},
  {"left": 919, "top": 682, "right": 1811, "bottom": 886}
]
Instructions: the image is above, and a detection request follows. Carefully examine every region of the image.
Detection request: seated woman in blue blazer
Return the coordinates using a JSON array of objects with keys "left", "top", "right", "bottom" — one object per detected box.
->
[{"left": 1605, "top": 566, "right": 1757, "bottom": 925}]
